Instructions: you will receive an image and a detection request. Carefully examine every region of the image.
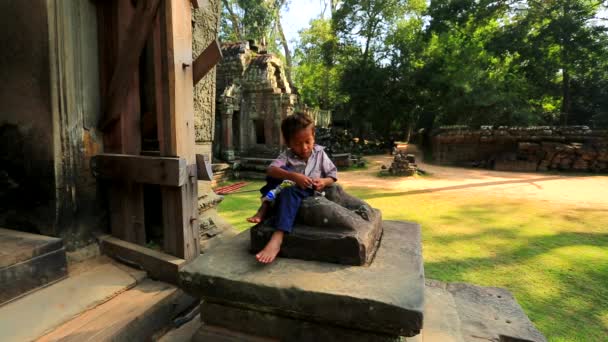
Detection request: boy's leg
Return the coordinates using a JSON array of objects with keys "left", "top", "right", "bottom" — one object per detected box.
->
[
  {"left": 248, "top": 166, "right": 292, "bottom": 223},
  {"left": 247, "top": 201, "right": 270, "bottom": 223},
  {"left": 256, "top": 186, "right": 312, "bottom": 264},
  {"left": 274, "top": 186, "right": 312, "bottom": 233}
]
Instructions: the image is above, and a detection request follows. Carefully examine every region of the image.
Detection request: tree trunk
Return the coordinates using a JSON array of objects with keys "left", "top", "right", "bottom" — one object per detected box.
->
[
  {"left": 276, "top": 18, "right": 293, "bottom": 88},
  {"left": 222, "top": 0, "right": 241, "bottom": 40},
  {"left": 561, "top": 67, "right": 571, "bottom": 126}
]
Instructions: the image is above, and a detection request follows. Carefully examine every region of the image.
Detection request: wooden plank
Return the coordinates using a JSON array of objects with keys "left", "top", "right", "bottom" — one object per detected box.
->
[
  {"left": 98, "top": 235, "right": 186, "bottom": 285},
  {"left": 37, "top": 279, "right": 195, "bottom": 342},
  {"left": 159, "top": 0, "right": 200, "bottom": 261},
  {"left": 196, "top": 153, "right": 214, "bottom": 181},
  {"left": 192, "top": 39, "right": 222, "bottom": 85},
  {"left": 96, "top": 0, "right": 149, "bottom": 246},
  {"left": 93, "top": 153, "right": 188, "bottom": 186},
  {"left": 99, "top": 0, "right": 162, "bottom": 131}
]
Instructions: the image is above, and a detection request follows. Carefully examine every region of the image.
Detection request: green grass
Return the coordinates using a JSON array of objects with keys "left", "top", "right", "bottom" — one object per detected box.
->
[{"left": 218, "top": 180, "right": 608, "bottom": 341}]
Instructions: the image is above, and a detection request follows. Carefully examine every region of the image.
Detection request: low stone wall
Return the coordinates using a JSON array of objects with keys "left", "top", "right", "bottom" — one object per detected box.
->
[{"left": 432, "top": 126, "right": 608, "bottom": 173}]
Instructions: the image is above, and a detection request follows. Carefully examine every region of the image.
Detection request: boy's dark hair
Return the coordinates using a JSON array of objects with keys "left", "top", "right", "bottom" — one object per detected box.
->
[{"left": 281, "top": 111, "right": 314, "bottom": 144}]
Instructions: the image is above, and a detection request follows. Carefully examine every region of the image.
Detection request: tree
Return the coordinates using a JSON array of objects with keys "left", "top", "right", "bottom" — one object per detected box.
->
[
  {"left": 219, "top": 0, "right": 295, "bottom": 85},
  {"left": 293, "top": 18, "right": 347, "bottom": 110}
]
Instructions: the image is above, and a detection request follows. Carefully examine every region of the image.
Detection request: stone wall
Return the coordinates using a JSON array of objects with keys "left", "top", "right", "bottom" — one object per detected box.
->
[
  {"left": 192, "top": 0, "right": 221, "bottom": 161},
  {"left": 432, "top": 126, "right": 608, "bottom": 173},
  {"left": 0, "top": 0, "right": 55, "bottom": 228},
  {"left": 0, "top": 1, "right": 104, "bottom": 248}
]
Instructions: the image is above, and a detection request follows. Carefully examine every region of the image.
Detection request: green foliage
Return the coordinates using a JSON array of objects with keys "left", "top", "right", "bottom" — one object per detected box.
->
[
  {"left": 293, "top": 18, "right": 347, "bottom": 109},
  {"left": 220, "top": 0, "right": 289, "bottom": 56},
  {"left": 222, "top": 0, "right": 608, "bottom": 132}
]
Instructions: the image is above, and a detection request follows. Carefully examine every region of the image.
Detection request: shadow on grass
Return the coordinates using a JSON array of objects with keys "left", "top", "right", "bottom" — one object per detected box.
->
[{"left": 422, "top": 206, "right": 608, "bottom": 341}]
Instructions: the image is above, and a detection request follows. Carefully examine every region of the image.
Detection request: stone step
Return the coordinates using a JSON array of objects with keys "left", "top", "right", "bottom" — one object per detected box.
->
[
  {"left": 0, "top": 228, "right": 68, "bottom": 306},
  {"left": 240, "top": 157, "right": 274, "bottom": 165},
  {"left": 212, "top": 163, "right": 231, "bottom": 172},
  {"left": 422, "top": 280, "right": 546, "bottom": 342},
  {"left": 159, "top": 280, "right": 546, "bottom": 342},
  {"left": 0, "top": 259, "right": 143, "bottom": 341},
  {"left": 37, "top": 279, "right": 196, "bottom": 342}
]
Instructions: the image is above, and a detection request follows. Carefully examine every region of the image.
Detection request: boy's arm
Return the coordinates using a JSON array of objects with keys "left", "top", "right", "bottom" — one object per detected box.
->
[
  {"left": 312, "top": 150, "right": 337, "bottom": 190},
  {"left": 268, "top": 166, "right": 313, "bottom": 189}
]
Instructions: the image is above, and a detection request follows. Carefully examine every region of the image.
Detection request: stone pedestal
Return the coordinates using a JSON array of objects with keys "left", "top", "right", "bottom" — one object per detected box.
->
[{"left": 180, "top": 221, "right": 425, "bottom": 340}]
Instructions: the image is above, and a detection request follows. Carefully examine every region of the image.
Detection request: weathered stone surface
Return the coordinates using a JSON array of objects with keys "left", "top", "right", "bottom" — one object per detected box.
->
[
  {"left": 0, "top": 228, "right": 67, "bottom": 305},
  {"left": 180, "top": 221, "right": 425, "bottom": 337},
  {"left": 423, "top": 280, "right": 546, "bottom": 342},
  {"left": 192, "top": 1, "right": 220, "bottom": 144},
  {"left": 251, "top": 185, "right": 383, "bottom": 265},
  {"left": 199, "top": 302, "right": 401, "bottom": 341}
]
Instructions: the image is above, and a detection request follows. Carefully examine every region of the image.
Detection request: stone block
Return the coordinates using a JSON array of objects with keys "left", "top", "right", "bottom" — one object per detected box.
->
[
  {"left": 423, "top": 280, "right": 546, "bottom": 342},
  {"left": 0, "top": 228, "right": 67, "bottom": 305},
  {"left": 199, "top": 302, "right": 401, "bottom": 341},
  {"left": 251, "top": 185, "right": 383, "bottom": 266},
  {"left": 180, "top": 221, "right": 425, "bottom": 337}
]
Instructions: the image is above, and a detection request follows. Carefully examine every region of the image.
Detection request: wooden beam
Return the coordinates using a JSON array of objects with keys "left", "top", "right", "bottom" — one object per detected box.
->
[
  {"left": 159, "top": 0, "right": 200, "bottom": 261},
  {"left": 92, "top": 154, "right": 188, "bottom": 187},
  {"left": 190, "top": 0, "right": 204, "bottom": 9},
  {"left": 99, "top": 0, "right": 162, "bottom": 131},
  {"left": 196, "top": 154, "right": 213, "bottom": 181},
  {"left": 98, "top": 235, "right": 186, "bottom": 285},
  {"left": 193, "top": 39, "right": 222, "bottom": 85}
]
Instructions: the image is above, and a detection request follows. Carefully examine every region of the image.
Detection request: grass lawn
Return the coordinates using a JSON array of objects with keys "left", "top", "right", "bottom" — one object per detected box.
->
[{"left": 218, "top": 180, "right": 608, "bottom": 341}]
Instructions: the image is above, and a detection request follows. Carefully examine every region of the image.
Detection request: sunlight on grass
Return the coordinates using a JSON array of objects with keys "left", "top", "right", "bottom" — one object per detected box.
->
[{"left": 218, "top": 180, "right": 608, "bottom": 341}]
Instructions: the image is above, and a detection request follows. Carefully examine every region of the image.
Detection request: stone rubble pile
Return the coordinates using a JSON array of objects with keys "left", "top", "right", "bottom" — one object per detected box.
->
[
  {"left": 389, "top": 152, "right": 418, "bottom": 176},
  {"left": 316, "top": 128, "right": 387, "bottom": 156}
]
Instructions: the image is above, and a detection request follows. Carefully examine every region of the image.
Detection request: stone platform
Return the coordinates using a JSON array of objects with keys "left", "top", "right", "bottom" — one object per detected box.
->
[{"left": 180, "top": 221, "right": 425, "bottom": 339}]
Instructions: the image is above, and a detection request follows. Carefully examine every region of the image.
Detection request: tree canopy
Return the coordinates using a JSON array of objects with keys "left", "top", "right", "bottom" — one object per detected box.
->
[{"left": 219, "top": 0, "right": 608, "bottom": 135}]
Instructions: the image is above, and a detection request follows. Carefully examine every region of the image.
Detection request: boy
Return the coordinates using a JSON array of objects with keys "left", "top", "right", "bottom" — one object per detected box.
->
[{"left": 248, "top": 112, "right": 337, "bottom": 264}]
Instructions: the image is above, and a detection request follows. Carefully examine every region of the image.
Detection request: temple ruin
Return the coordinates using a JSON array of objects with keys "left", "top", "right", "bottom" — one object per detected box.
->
[{"left": 215, "top": 41, "right": 297, "bottom": 161}]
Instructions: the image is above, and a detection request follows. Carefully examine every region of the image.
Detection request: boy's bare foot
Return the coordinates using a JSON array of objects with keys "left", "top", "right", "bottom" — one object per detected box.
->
[
  {"left": 247, "top": 202, "right": 270, "bottom": 223},
  {"left": 256, "top": 230, "right": 284, "bottom": 264},
  {"left": 246, "top": 215, "right": 263, "bottom": 223}
]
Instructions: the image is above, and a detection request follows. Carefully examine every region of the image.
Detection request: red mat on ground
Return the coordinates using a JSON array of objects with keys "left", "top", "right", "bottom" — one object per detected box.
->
[{"left": 214, "top": 182, "right": 249, "bottom": 195}]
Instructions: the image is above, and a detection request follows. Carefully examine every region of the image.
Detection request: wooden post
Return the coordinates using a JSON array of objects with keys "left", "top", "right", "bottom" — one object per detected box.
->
[
  {"left": 97, "top": 0, "right": 147, "bottom": 245},
  {"left": 158, "top": 0, "right": 200, "bottom": 260}
]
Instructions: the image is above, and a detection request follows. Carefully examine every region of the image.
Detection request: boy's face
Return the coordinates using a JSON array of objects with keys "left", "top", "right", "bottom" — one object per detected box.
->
[{"left": 288, "top": 126, "right": 315, "bottom": 160}]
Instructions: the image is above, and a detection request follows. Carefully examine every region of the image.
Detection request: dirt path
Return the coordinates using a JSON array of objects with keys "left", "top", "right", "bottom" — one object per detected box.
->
[{"left": 339, "top": 146, "right": 608, "bottom": 208}]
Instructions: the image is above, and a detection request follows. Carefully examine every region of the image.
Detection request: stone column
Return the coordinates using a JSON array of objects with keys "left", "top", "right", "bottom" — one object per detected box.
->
[
  {"left": 221, "top": 103, "right": 235, "bottom": 161},
  {"left": 192, "top": 0, "right": 221, "bottom": 162}
]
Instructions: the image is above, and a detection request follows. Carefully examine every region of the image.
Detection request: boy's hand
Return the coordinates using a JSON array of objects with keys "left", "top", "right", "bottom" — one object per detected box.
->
[
  {"left": 312, "top": 178, "right": 326, "bottom": 191},
  {"left": 291, "top": 173, "right": 313, "bottom": 189}
]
